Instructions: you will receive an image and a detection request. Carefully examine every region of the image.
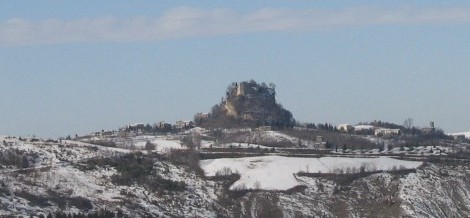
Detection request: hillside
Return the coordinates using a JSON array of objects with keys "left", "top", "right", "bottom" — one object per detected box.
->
[{"left": 1, "top": 131, "right": 470, "bottom": 217}]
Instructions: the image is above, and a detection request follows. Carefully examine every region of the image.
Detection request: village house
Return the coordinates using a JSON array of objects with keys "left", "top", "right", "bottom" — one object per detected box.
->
[
  {"left": 195, "top": 112, "right": 210, "bottom": 120},
  {"left": 337, "top": 124, "right": 353, "bottom": 132},
  {"left": 421, "top": 122, "right": 436, "bottom": 135},
  {"left": 175, "top": 121, "right": 194, "bottom": 129},
  {"left": 126, "top": 123, "right": 146, "bottom": 133},
  {"left": 374, "top": 128, "right": 401, "bottom": 137},
  {"left": 93, "top": 130, "right": 116, "bottom": 138},
  {"left": 157, "top": 121, "right": 172, "bottom": 131},
  {"left": 314, "top": 135, "right": 327, "bottom": 149},
  {"left": 453, "top": 134, "right": 466, "bottom": 142}
]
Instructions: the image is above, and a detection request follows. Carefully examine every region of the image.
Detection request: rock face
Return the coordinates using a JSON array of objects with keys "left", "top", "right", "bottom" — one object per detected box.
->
[{"left": 197, "top": 80, "right": 294, "bottom": 128}]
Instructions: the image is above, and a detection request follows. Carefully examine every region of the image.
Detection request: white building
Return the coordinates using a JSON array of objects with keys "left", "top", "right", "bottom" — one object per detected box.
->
[
  {"left": 353, "top": 125, "right": 376, "bottom": 131},
  {"left": 337, "top": 124, "right": 353, "bottom": 132},
  {"left": 374, "top": 128, "right": 400, "bottom": 136},
  {"left": 175, "top": 121, "right": 194, "bottom": 129}
]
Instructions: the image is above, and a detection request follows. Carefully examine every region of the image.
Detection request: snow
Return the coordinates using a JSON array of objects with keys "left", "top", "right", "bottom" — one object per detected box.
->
[
  {"left": 398, "top": 164, "right": 470, "bottom": 217},
  {"left": 263, "top": 131, "right": 297, "bottom": 142},
  {"left": 1, "top": 131, "right": 469, "bottom": 216},
  {"left": 201, "top": 142, "right": 271, "bottom": 149},
  {"left": 0, "top": 136, "right": 219, "bottom": 217},
  {"left": 200, "top": 156, "right": 422, "bottom": 191},
  {"left": 134, "top": 138, "right": 183, "bottom": 153},
  {"left": 182, "top": 127, "right": 209, "bottom": 135},
  {"left": 354, "top": 125, "right": 376, "bottom": 130}
]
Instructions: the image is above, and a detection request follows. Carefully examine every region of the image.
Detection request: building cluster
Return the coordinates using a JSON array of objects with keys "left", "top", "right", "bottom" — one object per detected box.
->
[
  {"left": 91, "top": 121, "right": 195, "bottom": 138},
  {"left": 374, "top": 128, "right": 401, "bottom": 137},
  {"left": 453, "top": 134, "right": 466, "bottom": 142},
  {"left": 337, "top": 121, "right": 437, "bottom": 137},
  {"left": 149, "top": 120, "right": 194, "bottom": 132}
]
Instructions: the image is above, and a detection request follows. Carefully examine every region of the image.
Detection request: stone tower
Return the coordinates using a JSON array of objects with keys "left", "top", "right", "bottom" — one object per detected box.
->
[{"left": 236, "top": 82, "right": 246, "bottom": 96}]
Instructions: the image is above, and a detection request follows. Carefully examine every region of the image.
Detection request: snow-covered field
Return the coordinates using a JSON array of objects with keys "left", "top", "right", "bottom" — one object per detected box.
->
[
  {"left": 200, "top": 156, "right": 422, "bottom": 191},
  {"left": 133, "top": 137, "right": 184, "bottom": 153},
  {"left": 1, "top": 132, "right": 469, "bottom": 216},
  {"left": 201, "top": 142, "right": 271, "bottom": 150},
  {"left": 228, "top": 130, "right": 299, "bottom": 147}
]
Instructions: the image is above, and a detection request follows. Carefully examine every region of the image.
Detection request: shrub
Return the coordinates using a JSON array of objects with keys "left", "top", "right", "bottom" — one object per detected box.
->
[
  {"left": 145, "top": 141, "right": 156, "bottom": 151},
  {"left": 84, "top": 152, "right": 186, "bottom": 192}
]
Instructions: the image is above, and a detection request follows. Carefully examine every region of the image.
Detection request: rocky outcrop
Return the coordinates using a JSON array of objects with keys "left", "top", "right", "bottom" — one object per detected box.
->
[{"left": 196, "top": 80, "right": 294, "bottom": 128}]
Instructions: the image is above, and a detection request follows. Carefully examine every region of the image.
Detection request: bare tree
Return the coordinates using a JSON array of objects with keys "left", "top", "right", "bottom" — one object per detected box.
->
[
  {"left": 403, "top": 118, "right": 413, "bottom": 129},
  {"left": 182, "top": 133, "right": 201, "bottom": 150}
]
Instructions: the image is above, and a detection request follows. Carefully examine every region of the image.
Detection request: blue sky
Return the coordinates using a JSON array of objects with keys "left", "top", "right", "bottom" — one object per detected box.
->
[{"left": 1, "top": 1, "right": 470, "bottom": 137}]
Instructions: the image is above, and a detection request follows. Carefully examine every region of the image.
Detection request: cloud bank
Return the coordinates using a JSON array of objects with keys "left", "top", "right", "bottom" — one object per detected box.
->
[{"left": 1, "top": 6, "right": 470, "bottom": 46}]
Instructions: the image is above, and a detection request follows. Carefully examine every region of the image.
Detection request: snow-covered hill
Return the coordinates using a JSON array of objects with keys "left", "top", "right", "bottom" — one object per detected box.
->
[
  {"left": 1, "top": 133, "right": 470, "bottom": 217},
  {"left": 0, "top": 136, "right": 220, "bottom": 217}
]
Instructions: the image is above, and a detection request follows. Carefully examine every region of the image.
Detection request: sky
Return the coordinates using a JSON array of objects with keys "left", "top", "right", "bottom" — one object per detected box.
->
[{"left": 1, "top": 1, "right": 469, "bottom": 138}]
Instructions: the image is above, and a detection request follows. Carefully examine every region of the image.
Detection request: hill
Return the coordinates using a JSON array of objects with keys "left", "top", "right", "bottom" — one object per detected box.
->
[
  {"left": 195, "top": 80, "right": 294, "bottom": 128},
  {"left": 1, "top": 133, "right": 470, "bottom": 217}
]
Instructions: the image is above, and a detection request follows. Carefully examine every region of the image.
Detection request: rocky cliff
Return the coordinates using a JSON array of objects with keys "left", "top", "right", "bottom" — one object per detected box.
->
[{"left": 196, "top": 80, "right": 294, "bottom": 128}]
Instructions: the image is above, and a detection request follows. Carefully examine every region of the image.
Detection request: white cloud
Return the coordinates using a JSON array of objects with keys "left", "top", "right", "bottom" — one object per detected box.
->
[{"left": 1, "top": 6, "right": 470, "bottom": 46}]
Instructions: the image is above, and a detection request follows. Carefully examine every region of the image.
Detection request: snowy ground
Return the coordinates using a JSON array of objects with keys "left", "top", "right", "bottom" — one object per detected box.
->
[
  {"left": 0, "top": 136, "right": 219, "bottom": 217},
  {"left": 201, "top": 142, "right": 271, "bottom": 150},
  {"left": 200, "top": 156, "right": 422, "bottom": 191},
  {"left": 1, "top": 132, "right": 469, "bottom": 216},
  {"left": 132, "top": 137, "right": 184, "bottom": 153},
  {"left": 229, "top": 130, "right": 300, "bottom": 147},
  {"left": 263, "top": 131, "right": 297, "bottom": 143}
]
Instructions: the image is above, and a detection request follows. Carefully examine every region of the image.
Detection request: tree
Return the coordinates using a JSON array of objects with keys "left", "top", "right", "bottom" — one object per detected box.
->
[
  {"left": 145, "top": 141, "right": 156, "bottom": 152},
  {"left": 325, "top": 141, "right": 332, "bottom": 149},
  {"left": 182, "top": 133, "right": 201, "bottom": 150},
  {"left": 192, "top": 133, "right": 201, "bottom": 150},
  {"left": 403, "top": 118, "right": 413, "bottom": 129},
  {"left": 21, "top": 156, "right": 29, "bottom": 168},
  {"left": 145, "top": 124, "right": 152, "bottom": 133}
]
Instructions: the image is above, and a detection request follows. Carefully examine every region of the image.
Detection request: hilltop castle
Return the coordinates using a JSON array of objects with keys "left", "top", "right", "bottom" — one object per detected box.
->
[
  {"left": 232, "top": 81, "right": 276, "bottom": 98},
  {"left": 195, "top": 80, "right": 293, "bottom": 128},
  {"left": 236, "top": 82, "right": 246, "bottom": 96}
]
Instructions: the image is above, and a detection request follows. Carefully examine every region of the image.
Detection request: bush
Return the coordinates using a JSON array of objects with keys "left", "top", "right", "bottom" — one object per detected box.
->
[
  {"left": 167, "top": 149, "right": 204, "bottom": 176},
  {"left": 145, "top": 141, "right": 156, "bottom": 151},
  {"left": 84, "top": 152, "right": 186, "bottom": 192},
  {"left": 0, "top": 149, "right": 32, "bottom": 169}
]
